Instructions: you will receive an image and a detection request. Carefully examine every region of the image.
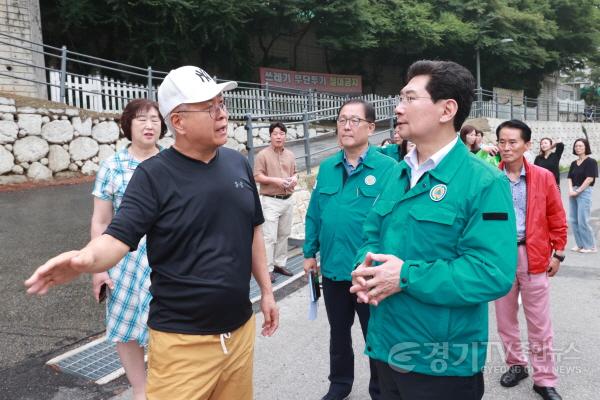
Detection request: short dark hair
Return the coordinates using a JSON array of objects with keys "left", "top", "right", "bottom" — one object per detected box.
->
[
  {"left": 406, "top": 60, "right": 475, "bottom": 131},
  {"left": 337, "top": 98, "right": 375, "bottom": 123},
  {"left": 120, "top": 99, "right": 166, "bottom": 140},
  {"left": 459, "top": 124, "right": 477, "bottom": 144},
  {"left": 573, "top": 138, "right": 592, "bottom": 155},
  {"left": 269, "top": 121, "right": 287, "bottom": 135},
  {"left": 495, "top": 119, "right": 531, "bottom": 142},
  {"left": 475, "top": 129, "right": 483, "bottom": 137}
]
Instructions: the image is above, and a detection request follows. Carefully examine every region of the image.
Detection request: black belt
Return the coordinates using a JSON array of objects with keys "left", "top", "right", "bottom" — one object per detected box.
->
[
  {"left": 263, "top": 194, "right": 292, "bottom": 200},
  {"left": 517, "top": 239, "right": 526, "bottom": 246}
]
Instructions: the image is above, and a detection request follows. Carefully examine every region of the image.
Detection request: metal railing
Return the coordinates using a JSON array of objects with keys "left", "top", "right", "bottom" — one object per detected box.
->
[
  {"left": 470, "top": 88, "right": 600, "bottom": 122},
  {"left": 245, "top": 96, "right": 397, "bottom": 174}
]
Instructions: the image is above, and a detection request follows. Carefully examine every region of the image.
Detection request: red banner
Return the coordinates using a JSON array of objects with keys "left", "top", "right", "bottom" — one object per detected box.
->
[{"left": 259, "top": 67, "right": 362, "bottom": 94}]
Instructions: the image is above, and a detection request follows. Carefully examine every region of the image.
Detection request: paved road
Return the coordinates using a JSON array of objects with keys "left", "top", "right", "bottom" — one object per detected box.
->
[{"left": 1, "top": 157, "right": 599, "bottom": 399}]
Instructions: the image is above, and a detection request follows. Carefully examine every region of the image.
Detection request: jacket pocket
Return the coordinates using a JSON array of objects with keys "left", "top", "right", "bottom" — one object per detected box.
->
[
  {"left": 318, "top": 185, "right": 339, "bottom": 211},
  {"left": 408, "top": 205, "right": 457, "bottom": 225},
  {"left": 373, "top": 199, "right": 395, "bottom": 217},
  {"left": 407, "top": 205, "right": 461, "bottom": 252}
]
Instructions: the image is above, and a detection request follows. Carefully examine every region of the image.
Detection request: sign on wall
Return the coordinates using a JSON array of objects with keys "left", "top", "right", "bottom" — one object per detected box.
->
[{"left": 259, "top": 67, "right": 362, "bottom": 94}]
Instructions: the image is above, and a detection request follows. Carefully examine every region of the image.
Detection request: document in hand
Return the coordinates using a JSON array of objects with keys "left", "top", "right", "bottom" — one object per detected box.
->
[
  {"left": 309, "top": 271, "right": 321, "bottom": 301},
  {"left": 308, "top": 271, "right": 321, "bottom": 320}
]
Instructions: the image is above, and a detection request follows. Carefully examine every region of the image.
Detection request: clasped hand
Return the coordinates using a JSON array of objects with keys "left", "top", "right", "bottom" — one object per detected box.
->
[{"left": 350, "top": 252, "right": 404, "bottom": 306}]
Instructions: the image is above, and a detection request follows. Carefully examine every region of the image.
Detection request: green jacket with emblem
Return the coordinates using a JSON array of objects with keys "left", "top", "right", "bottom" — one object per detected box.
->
[
  {"left": 303, "top": 146, "right": 396, "bottom": 281},
  {"left": 354, "top": 141, "right": 517, "bottom": 377},
  {"left": 376, "top": 143, "right": 403, "bottom": 162}
]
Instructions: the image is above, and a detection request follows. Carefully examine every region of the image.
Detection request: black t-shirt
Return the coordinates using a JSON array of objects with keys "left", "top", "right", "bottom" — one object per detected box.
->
[
  {"left": 105, "top": 147, "right": 264, "bottom": 334},
  {"left": 534, "top": 142, "right": 564, "bottom": 185},
  {"left": 568, "top": 156, "right": 598, "bottom": 187}
]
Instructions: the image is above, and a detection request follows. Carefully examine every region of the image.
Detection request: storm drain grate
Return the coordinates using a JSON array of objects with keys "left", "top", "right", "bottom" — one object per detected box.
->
[
  {"left": 47, "top": 336, "right": 128, "bottom": 384},
  {"left": 48, "top": 251, "right": 308, "bottom": 384}
]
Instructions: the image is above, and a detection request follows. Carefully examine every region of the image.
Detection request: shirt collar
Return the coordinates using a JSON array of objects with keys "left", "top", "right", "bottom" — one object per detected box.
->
[
  {"left": 398, "top": 136, "right": 468, "bottom": 184},
  {"left": 503, "top": 164, "right": 526, "bottom": 180},
  {"left": 404, "top": 136, "right": 458, "bottom": 171}
]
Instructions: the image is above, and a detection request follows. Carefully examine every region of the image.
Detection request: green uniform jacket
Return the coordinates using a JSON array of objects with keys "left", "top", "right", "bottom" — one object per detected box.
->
[
  {"left": 303, "top": 146, "right": 396, "bottom": 281},
  {"left": 376, "top": 143, "right": 403, "bottom": 162},
  {"left": 354, "top": 141, "right": 517, "bottom": 376}
]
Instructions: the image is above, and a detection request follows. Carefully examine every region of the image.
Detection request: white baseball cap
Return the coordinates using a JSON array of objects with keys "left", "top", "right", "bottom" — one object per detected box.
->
[{"left": 157, "top": 66, "right": 237, "bottom": 117}]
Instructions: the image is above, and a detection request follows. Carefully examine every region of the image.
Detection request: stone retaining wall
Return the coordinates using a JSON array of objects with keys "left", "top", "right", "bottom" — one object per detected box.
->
[{"left": 0, "top": 95, "right": 329, "bottom": 185}]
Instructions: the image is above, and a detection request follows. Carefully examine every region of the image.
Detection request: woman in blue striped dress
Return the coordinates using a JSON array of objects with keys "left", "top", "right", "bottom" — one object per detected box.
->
[{"left": 91, "top": 99, "right": 165, "bottom": 400}]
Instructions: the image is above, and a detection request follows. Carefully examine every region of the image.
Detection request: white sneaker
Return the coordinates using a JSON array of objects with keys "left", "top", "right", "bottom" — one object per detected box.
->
[
  {"left": 570, "top": 246, "right": 582, "bottom": 252},
  {"left": 579, "top": 248, "right": 597, "bottom": 253}
]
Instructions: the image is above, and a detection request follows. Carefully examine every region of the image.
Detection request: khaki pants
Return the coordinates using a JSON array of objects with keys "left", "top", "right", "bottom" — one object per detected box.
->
[
  {"left": 261, "top": 195, "right": 294, "bottom": 272},
  {"left": 146, "top": 315, "right": 255, "bottom": 400}
]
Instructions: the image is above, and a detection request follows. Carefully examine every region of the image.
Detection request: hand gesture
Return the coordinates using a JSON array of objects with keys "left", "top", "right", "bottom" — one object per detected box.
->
[
  {"left": 350, "top": 252, "right": 404, "bottom": 306},
  {"left": 25, "top": 250, "right": 93, "bottom": 295}
]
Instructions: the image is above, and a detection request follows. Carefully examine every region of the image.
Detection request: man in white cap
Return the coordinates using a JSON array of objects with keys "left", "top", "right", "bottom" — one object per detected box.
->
[{"left": 25, "top": 66, "right": 279, "bottom": 400}]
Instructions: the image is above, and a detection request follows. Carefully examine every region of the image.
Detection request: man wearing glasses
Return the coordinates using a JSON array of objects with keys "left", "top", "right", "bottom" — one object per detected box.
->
[
  {"left": 350, "top": 60, "right": 517, "bottom": 400},
  {"left": 304, "top": 99, "right": 395, "bottom": 400},
  {"left": 25, "top": 66, "right": 279, "bottom": 400}
]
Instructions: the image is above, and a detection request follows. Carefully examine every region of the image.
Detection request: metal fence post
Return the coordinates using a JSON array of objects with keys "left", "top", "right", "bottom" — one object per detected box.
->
[
  {"left": 547, "top": 100, "right": 550, "bottom": 121},
  {"left": 495, "top": 92, "right": 499, "bottom": 119},
  {"left": 536, "top": 99, "right": 539, "bottom": 121},
  {"left": 265, "top": 82, "right": 271, "bottom": 115},
  {"left": 557, "top": 102, "right": 560, "bottom": 121},
  {"left": 388, "top": 96, "right": 395, "bottom": 136},
  {"left": 59, "top": 45, "right": 67, "bottom": 103},
  {"left": 147, "top": 66, "right": 153, "bottom": 100},
  {"left": 245, "top": 114, "right": 254, "bottom": 167},
  {"left": 523, "top": 96, "right": 527, "bottom": 120},
  {"left": 303, "top": 110, "right": 311, "bottom": 175},
  {"left": 510, "top": 96, "right": 513, "bottom": 119}
]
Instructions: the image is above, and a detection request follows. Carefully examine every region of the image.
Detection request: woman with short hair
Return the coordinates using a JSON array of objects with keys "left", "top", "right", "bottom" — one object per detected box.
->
[{"left": 91, "top": 99, "right": 166, "bottom": 399}]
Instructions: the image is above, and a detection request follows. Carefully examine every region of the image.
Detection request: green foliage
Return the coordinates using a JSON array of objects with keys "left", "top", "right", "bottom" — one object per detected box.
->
[{"left": 40, "top": 0, "right": 600, "bottom": 93}]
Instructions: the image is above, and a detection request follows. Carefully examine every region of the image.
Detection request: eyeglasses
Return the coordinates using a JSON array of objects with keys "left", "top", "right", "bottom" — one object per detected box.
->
[
  {"left": 134, "top": 115, "right": 162, "bottom": 124},
  {"left": 176, "top": 101, "right": 228, "bottom": 120},
  {"left": 398, "top": 95, "right": 432, "bottom": 104},
  {"left": 336, "top": 117, "right": 373, "bottom": 127}
]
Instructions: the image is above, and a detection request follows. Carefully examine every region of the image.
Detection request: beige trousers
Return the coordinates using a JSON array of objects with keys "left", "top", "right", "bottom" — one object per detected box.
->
[
  {"left": 261, "top": 195, "right": 294, "bottom": 272},
  {"left": 146, "top": 316, "right": 256, "bottom": 400}
]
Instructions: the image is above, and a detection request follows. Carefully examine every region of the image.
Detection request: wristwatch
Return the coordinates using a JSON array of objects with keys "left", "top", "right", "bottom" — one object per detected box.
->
[{"left": 552, "top": 252, "right": 565, "bottom": 262}]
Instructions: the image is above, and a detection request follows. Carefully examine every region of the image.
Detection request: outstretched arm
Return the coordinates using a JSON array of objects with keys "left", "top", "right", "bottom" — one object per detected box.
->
[{"left": 25, "top": 234, "right": 129, "bottom": 295}]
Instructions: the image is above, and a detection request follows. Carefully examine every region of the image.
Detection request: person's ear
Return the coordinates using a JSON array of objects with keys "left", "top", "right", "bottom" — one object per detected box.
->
[
  {"left": 170, "top": 113, "right": 186, "bottom": 137},
  {"left": 439, "top": 99, "right": 458, "bottom": 125}
]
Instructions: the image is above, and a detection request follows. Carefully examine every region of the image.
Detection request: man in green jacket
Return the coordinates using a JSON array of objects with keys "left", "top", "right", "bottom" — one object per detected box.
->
[
  {"left": 304, "top": 99, "right": 396, "bottom": 400},
  {"left": 350, "top": 60, "right": 517, "bottom": 400}
]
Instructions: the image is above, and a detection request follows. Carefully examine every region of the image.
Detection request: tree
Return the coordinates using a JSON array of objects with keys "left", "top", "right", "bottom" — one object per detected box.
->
[
  {"left": 40, "top": 0, "right": 262, "bottom": 80},
  {"left": 40, "top": 0, "right": 600, "bottom": 95}
]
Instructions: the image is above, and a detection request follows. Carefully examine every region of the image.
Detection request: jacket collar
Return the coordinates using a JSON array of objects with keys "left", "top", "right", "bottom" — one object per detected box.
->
[
  {"left": 334, "top": 145, "right": 377, "bottom": 169},
  {"left": 397, "top": 139, "right": 469, "bottom": 183}
]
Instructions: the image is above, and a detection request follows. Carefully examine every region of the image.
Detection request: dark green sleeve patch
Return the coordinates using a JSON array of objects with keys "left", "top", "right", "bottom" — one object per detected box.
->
[{"left": 482, "top": 212, "right": 508, "bottom": 221}]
